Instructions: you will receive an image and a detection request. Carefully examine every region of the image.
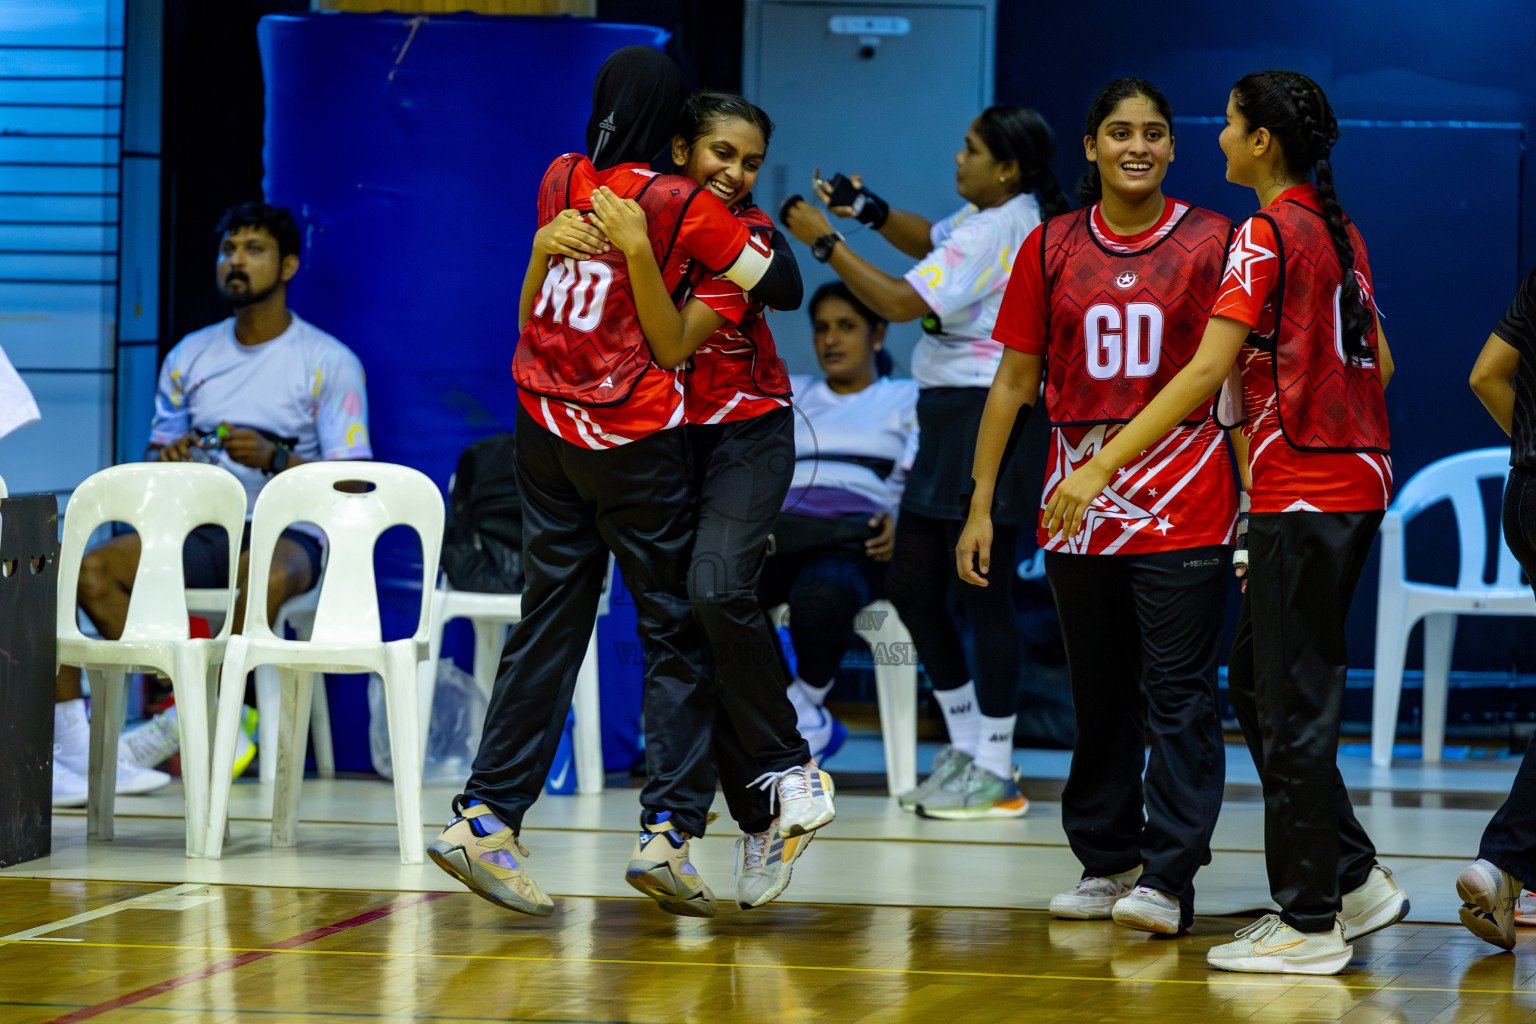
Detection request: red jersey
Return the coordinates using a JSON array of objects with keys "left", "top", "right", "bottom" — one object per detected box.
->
[
  {"left": 513, "top": 154, "right": 750, "bottom": 448},
  {"left": 684, "top": 203, "right": 793, "bottom": 425},
  {"left": 1212, "top": 184, "right": 1392, "bottom": 513},
  {"left": 994, "top": 198, "right": 1237, "bottom": 555}
]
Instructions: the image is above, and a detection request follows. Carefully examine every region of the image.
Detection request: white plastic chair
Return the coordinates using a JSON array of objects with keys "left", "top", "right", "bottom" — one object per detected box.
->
[
  {"left": 186, "top": 585, "right": 332, "bottom": 781},
  {"left": 1372, "top": 448, "right": 1536, "bottom": 766},
  {"left": 0, "top": 473, "right": 7, "bottom": 498},
  {"left": 204, "top": 462, "right": 444, "bottom": 863},
  {"left": 417, "top": 560, "right": 609, "bottom": 796},
  {"left": 770, "top": 599, "right": 918, "bottom": 795},
  {"left": 56, "top": 463, "right": 248, "bottom": 856}
]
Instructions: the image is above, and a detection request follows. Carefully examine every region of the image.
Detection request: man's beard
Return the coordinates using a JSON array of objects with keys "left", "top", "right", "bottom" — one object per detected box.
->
[{"left": 220, "top": 276, "right": 280, "bottom": 309}]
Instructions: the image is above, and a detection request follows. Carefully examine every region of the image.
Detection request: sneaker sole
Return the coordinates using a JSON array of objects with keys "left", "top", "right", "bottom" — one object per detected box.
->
[
  {"left": 1342, "top": 892, "right": 1410, "bottom": 942},
  {"left": 427, "top": 841, "right": 554, "bottom": 918},
  {"left": 1456, "top": 866, "right": 1517, "bottom": 948},
  {"left": 625, "top": 864, "right": 718, "bottom": 918},
  {"left": 738, "top": 832, "right": 815, "bottom": 910},
  {"left": 914, "top": 799, "right": 1029, "bottom": 821},
  {"left": 1112, "top": 905, "right": 1182, "bottom": 935},
  {"left": 1048, "top": 901, "right": 1116, "bottom": 920},
  {"left": 1206, "top": 947, "right": 1353, "bottom": 975},
  {"left": 1459, "top": 903, "right": 1517, "bottom": 950}
]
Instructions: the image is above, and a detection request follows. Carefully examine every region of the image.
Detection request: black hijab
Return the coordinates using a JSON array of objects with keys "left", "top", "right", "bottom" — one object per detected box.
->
[{"left": 586, "top": 46, "right": 684, "bottom": 171}]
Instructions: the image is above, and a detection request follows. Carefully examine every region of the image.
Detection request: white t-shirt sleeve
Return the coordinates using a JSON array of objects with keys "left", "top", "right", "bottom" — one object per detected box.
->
[
  {"left": 147, "top": 339, "right": 194, "bottom": 447},
  {"left": 313, "top": 344, "right": 372, "bottom": 460},
  {"left": 0, "top": 345, "right": 39, "bottom": 441},
  {"left": 904, "top": 214, "right": 1014, "bottom": 320}
]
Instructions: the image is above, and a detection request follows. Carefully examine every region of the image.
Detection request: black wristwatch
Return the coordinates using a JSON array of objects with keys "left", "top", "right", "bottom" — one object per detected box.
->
[
  {"left": 269, "top": 445, "right": 290, "bottom": 474},
  {"left": 811, "top": 231, "right": 844, "bottom": 263}
]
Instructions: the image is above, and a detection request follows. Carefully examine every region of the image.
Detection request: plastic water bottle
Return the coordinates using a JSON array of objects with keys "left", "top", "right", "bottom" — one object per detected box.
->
[{"left": 543, "top": 709, "right": 577, "bottom": 795}]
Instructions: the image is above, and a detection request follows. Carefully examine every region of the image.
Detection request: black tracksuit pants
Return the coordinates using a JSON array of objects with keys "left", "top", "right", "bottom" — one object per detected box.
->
[
  {"left": 1477, "top": 468, "right": 1536, "bottom": 886},
  {"left": 689, "top": 408, "right": 813, "bottom": 835},
  {"left": 1227, "top": 510, "right": 1382, "bottom": 933},
  {"left": 463, "top": 405, "right": 715, "bottom": 837},
  {"left": 1045, "top": 546, "right": 1229, "bottom": 930},
  {"left": 758, "top": 548, "right": 886, "bottom": 690}
]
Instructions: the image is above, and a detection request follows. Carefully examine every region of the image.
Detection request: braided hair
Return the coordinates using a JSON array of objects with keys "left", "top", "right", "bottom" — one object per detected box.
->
[
  {"left": 974, "top": 105, "right": 1071, "bottom": 218},
  {"left": 1232, "top": 70, "right": 1369, "bottom": 362},
  {"left": 1076, "top": 77, "right": 1173, "bottom": 206}
]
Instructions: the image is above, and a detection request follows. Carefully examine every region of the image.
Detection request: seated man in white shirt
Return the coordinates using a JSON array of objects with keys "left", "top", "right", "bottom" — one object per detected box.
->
[{"left": 52, "top": 201, "right": 373, "bottom": 806}]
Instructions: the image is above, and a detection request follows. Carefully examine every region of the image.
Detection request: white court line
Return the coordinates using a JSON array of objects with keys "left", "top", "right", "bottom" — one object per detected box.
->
[{"left": 0, "top": 882, "right": 219, "bottom": 943}]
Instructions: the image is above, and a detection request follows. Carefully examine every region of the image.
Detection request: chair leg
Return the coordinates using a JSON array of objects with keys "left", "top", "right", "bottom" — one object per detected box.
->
[
  {"left": 204, "top": 639, "right": 251, "bottom": 859},
  {"left": 171, "top": 645, "right": 214, "bottom": 858},
  {"left": 271, "top": 668, "right": 312, "bottom": 848},
  {"left": 470, "top": 619, "right": 505, "bottom": 705},
  {"left": 310, "top": 675, "right": 335, "bottom": 779},
  {"left": 255, "top": 664, "right": 281, "bottom": 784},
  {"left": 1422, "top": 613, "right": 1458, "bottom": 765},
  {"left": 85, "top": 668, "right": 124, "bottom": 843},
  {"left": 382, "top": 644, "right": 426, "bottom": 864},
  {"left": 416, "top": 593, "right": 451, "bottom": 759},
  {"left": 861, "top": 603, "right": 918, "bottom": 797},
  {"left": 1371, "top": 608, "right": 1412, "bottom": 768},
  {"left": 573, "top": 626, "right": 604, "bottom": 795}
]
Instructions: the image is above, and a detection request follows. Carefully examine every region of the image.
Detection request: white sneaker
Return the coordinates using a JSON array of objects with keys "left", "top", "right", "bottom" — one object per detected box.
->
[
  {"left": 749, "top": 763, "right": 835, "bottom": 837},
  {"left": 119, "top": 707, "right": 180, "bottom": 768},
  {"left": 52, "top": 751, "right": 89, "bottom": 807},
  {"left": 735, "top": 825, "right": 814, "bottom": 908},
  {"left": 114, "top": 759, "right": 171, "bottom": 795},
  {"left": 1206, "top": 915, "right": 1353, "bottom": 975},
  {"left": 1112, "top": 885, "right": 1184, "bottom": 935},
  {"left": 1457, "top": 858, "right": 1523, "bottom": 951},
  {"left": 1049, "top": 866, "right": 1142, "bottom": 920},
  {"left": 1340, "top": 864, "right": 1410, "bottom": 940}
]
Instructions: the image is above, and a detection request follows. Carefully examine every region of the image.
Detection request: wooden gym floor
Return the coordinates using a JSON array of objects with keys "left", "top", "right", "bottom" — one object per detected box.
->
[{"left": 2, "top": 745, "right": 1534, "bottom": 1023}]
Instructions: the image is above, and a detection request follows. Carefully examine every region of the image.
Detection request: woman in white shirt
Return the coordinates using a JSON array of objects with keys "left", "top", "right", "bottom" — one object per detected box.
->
[
  {"left": 760, "top": 282, "right": 917, "bottom": 759},
  {"left": 781, "top": 106, "right": 1069, "bottom": 818}
]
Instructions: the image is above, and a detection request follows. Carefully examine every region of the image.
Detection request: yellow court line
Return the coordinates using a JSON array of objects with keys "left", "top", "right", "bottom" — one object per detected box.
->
[{"left": 14, "top": 938, "right": 1536, "bottom": 997}]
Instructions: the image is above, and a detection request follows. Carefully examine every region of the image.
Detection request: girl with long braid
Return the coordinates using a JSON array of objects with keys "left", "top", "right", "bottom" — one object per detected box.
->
[
  {"left": 960, "top": 78, "right": 1237, "bottom": 937},
  {"left": 1044, "top": 71, "right": 1407, "bottom": 974},
  {"left": 781, "top": 107, "right": 1070, "bottom": 819}
]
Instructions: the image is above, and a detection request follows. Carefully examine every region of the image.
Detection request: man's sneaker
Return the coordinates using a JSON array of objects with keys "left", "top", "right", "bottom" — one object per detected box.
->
[
  {"left": 625, "top": 813, "right": 717, "bottom": 918},
  {"left": 1049, "top": 866, "right": 1142, "bottom": 919},
  {"left": 119, "top": 706, "right": 180, "bottom": 768},
  {"left": 897, "top": 745, "right": 971, "bottom": 812},
  {"left": 750, "top": 764, "right": 835, "bottom": 837},
  {"left": 735, "top": 825, "right": 814, "bottom": 909},
  {"left": 1456, "top": 858, "right": 1522, "bottom": 951},
  {"left": 1206, "top": 915, "right": 1353, "bottom": 975},
  {"left": 1517, "top": 891, "right": 1536, "bottom": 927},
  {"left": 115, "top": 759, "right": 171, "bottom": 795},
  {"left": 1340, "top": 864, "right": 1410, "bottom": 941},
  {"left": 427, "top": 798, "right": 554, "bottom": 917},
  {"left": 1112, "top": 885, "right": 1184, "bottom": 935},
  {"left": 915, "top": 763, "right": 1028, "bottom": 820},
  {"left": 52, "top": 752, "right": 89, "bottom": 807}
]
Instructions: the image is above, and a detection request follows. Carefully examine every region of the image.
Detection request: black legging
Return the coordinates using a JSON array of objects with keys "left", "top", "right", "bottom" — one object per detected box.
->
[
  {"left": 885, "top": 509, "right": 1021, "bottom": 718},
  {"left": 759, "top": 548, "right": 886, "bottom": 688}
]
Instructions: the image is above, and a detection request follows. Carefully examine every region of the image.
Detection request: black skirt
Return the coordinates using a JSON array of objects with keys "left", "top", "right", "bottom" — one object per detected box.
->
[{"left": 900, "top": 386, "right": 1035, "bottom": 526}]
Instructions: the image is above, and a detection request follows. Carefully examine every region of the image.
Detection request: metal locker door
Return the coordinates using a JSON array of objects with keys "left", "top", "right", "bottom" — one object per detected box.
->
[{"left": 744, "top": 0, "right": 995, "bottom": 374}]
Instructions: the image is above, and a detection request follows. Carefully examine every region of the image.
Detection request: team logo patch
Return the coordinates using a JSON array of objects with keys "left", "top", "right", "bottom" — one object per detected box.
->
[{"left": 1115, "top": 271, "right": 1137, "bottom": 289}]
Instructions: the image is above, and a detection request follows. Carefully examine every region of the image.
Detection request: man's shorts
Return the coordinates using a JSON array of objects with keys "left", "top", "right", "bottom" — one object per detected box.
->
[{"left": 182, "top": 523, "right": 324, "bottom": 591}]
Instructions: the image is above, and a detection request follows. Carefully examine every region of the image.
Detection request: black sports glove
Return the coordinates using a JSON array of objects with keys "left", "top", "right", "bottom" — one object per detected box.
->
[{"left": 825, "top": 173, "right": 890, "bottom": 230}]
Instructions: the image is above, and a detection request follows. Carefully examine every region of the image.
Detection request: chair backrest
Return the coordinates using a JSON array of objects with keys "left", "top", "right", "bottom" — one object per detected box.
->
[
  {"left": 1388, "top": 447, "right": 1520, "bottom": 591},
  {"left": 57, "top": 463, "right": 248, "bottom": 642},
  {"left": 0, "top": 473, "right": 7, "bottom": 499},
  {"left": 242, "top": 461, "right": 445, "bottom": 645}
]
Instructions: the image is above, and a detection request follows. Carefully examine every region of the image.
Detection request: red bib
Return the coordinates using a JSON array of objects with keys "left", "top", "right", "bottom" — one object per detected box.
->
[
  {"left": 1250, "top": 199, "right": 1389, "bottom": 453},
  {"left": 1042, "top": 204, "right": 1231, "bottom": 426}
]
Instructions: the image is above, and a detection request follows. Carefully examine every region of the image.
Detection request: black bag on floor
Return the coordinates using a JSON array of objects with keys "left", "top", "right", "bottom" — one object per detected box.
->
[{"left": 442, "top": 432, "right": 524, "bottom": 593}]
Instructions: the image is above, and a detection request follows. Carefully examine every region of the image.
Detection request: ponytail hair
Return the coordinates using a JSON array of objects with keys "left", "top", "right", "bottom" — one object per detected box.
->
[
  {"left": 1231, "top": 70, "right": 1368, "bottom": 362},
  {"left": 1076, "top": 77, "right": 1173, "bottom": 206},
  {"left": 974, "top": 105, "right": 1071, "bottom": 218}
]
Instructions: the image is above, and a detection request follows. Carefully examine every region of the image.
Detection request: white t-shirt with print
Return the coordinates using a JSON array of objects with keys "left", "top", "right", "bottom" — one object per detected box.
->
[
  {"left": 148, "top": 314, "right": 372, "bottom": 516},
  {"left": 903, "top": 191, "right": 1042, "bottom": 389},
  {"left": 788, "top": 374, "right": 919, "bottom": 511}
]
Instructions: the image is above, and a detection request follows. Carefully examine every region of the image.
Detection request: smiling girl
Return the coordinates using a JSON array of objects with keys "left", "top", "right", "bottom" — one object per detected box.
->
[{"left": 958, "top": 78, "right": 1236, "bottom": 938}]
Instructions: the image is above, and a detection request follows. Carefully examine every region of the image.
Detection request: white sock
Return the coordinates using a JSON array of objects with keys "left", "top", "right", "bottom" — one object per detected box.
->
[
  {"left": 795, "top": 677, "right": 834, "bottom": 705},
  {"left": 974, "top": 713, "right": 1017, "bottom": 780},
  {"left": 937, "top": 681, "right": 981, "bottom": 757},
  {"left": 54, "top": 698, "right": 90, "bottom": 772}
]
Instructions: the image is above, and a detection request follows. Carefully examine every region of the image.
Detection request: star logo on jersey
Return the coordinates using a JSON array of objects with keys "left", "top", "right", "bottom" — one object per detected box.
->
[
  {"left": 1115, "top": 271, "right": 1137, "bottom": 289},
  {"left": 1222, "top": 220, "right": 1276, "bottom": 295}
]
